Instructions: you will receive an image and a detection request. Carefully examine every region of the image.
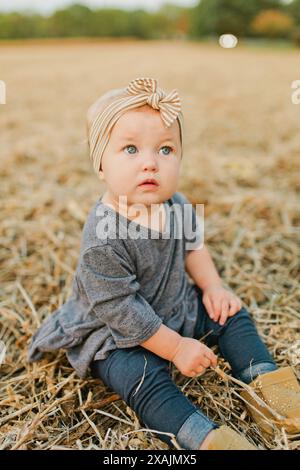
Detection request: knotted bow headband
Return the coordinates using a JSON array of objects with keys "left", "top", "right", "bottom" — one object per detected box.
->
[{"left": 87, "top": 77, "right": 184, "bottom": 176}]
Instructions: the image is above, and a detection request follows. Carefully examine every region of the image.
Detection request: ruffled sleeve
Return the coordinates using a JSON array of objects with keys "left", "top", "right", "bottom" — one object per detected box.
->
[{"left": 78, "top": 243, "right": 163, "bottom": 348}]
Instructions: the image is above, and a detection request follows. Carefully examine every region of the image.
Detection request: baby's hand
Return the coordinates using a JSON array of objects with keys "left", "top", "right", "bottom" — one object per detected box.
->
[
  {"left": 171, "top": 337, "right": 218, "bottom": 378},
  {"left": 202, "top": 284, "right": 242, "bottom": 326}
]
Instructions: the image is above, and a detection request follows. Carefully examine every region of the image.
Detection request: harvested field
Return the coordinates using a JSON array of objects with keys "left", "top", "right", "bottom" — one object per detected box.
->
[{"left": 0, "top": 39, "right": 299, "bottom": 450}]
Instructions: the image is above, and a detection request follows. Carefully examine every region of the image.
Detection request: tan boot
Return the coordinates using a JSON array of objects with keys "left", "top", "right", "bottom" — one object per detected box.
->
[
  {"left": 240, "top": 366, "right": 300, "bottom": 436},
  {"left": 206, "top": 425, "right": 257, "bottom": 450}
]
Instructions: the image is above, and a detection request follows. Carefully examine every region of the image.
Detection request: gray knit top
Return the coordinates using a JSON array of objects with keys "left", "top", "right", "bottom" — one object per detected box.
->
[{"left": 27, "top": 191, "right": 203, "bottom": 379}]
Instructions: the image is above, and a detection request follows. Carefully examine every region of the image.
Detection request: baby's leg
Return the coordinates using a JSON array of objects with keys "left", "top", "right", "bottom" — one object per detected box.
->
[
  {"left": 193, "top": 286, "right": 278, "bottom": 384},
  {"left": 90, "top": 346, "right": 219, "bottom": 450}
]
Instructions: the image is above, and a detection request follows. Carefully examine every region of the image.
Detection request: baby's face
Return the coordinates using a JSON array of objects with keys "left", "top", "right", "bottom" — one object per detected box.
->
[{"left": 99, "top": 105, "right": 182, "bottom": 209}]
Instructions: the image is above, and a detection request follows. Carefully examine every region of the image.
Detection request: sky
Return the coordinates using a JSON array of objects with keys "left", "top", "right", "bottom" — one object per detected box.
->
[{"left": 0, "top": 0, "right": 199, "bottom": 15}]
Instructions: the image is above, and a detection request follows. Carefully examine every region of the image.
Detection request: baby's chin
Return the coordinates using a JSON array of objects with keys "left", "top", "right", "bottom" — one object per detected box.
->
[
  {"left": 130, "top": 194, "right": 163, "bottom": 205},
  {"left": 122, "top": 193, "right": 164, "bottom": 208}
]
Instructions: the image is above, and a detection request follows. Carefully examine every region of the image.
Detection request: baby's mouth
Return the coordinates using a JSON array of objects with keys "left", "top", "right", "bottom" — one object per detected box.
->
[{"left": 138, "top": 179, "right": 159, "bottom": 187}]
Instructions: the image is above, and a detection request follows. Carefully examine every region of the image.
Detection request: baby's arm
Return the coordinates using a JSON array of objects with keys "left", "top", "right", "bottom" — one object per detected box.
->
[
  {"left": 185, "top": 243, "right": 222, "bottom": 291},
  {"left": 141, "top": 324, "right": 217, "bottom": 377},
  {"left": 140, "top": 323, "right": 181, "bottom": 361},
  {"left": 79, "top": 244, "right": 163, "bottom": 348},
  {"left": 186, "top": 244, "right": 242, "bottom": 325}
]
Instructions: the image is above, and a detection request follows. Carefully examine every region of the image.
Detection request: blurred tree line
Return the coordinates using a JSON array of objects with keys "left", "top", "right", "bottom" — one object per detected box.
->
[
  {"left": 0, "top": 0, "right": 299, "bottom": 45},
  {"left": 189, "top": 0, "right": 300, "bottom": 44}
]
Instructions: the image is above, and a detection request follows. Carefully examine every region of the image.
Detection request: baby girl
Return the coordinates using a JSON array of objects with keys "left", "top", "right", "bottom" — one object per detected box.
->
[{"left": 28, "top": 77, "right": 300, "bottom": 450}]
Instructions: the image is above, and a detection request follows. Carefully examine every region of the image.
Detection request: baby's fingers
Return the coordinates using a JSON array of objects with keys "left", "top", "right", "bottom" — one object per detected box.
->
[
  {"left": 203, "top": 296, "right": 215, "bottom": 320},
  {"left": 219, "top": 299, "right": 229, "bottom": 326},
  {"left": 204, "top": 348, "right": 218, "bottom": 367},
  {"left": 211, "top": 299, "right": 222, "bottom": 322},
  {"left": 200, "top": 356, "right": 211, "bottom": 368},
  {"left": 191, "top": 366, "right": 205, "bottom": 377},
  {"left": 228, "top": 298, "right": 242, "bottom": 317}
]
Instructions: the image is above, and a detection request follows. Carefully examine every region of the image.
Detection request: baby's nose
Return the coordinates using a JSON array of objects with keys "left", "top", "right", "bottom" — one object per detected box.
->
[{"left": 141, "top": 154, "right": 159, "bottom": 171}]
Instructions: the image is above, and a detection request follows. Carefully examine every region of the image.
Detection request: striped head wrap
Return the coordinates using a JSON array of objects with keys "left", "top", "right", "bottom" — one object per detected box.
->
[{"left": 87, "top": 77, "right": 184, "bottom": 176}]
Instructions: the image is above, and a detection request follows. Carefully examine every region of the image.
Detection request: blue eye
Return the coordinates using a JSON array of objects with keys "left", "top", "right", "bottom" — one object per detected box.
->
[
  {"left": 124, "top": 145, "right": 137, "bottom": 154},
  {"left": 160, "top": 146, "right": 173, "bottom": 156},
  {"left": 123, "top": 145, "right": 173, "bottom": 156}
]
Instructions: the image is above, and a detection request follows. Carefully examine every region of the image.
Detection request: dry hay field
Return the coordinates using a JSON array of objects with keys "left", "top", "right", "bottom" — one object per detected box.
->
[{"left": 0, "top": 39, "right": 299, "bottom": 450}]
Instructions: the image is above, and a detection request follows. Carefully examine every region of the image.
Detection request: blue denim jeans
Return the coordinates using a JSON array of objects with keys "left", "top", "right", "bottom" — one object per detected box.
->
[{"left": 90, "top": 286, "right": 277, "bottom": 450}]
